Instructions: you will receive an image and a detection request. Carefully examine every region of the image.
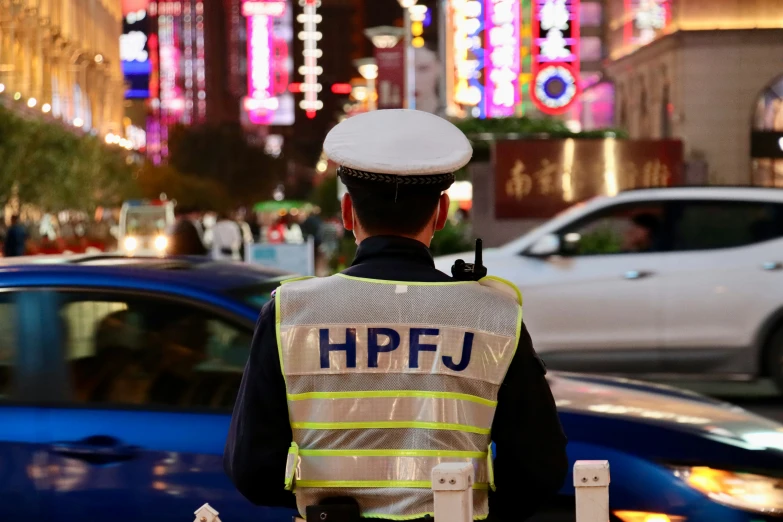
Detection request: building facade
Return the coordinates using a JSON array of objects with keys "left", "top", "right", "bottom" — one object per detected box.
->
[
  {"left": 604, "top": 0, "right": 783, "bottom": 185},
  {"left": 0, "top": 0, "right": 125, "bottom": 135}
]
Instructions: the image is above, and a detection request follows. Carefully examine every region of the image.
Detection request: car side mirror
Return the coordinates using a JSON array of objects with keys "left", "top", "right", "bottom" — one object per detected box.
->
[{"left": 527, "top": 234, "right": 561, "bottom": 257}]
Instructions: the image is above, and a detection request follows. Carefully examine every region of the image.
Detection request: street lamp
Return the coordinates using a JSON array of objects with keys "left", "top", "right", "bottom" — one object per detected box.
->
[
  {"left": 364, "top": 26, "right": 406, "bottom": 49},
  {"left": 354, "top": 58, "right": 378, "bottom": 111},
  {"left": 397, "top": 0, "right": 417, "bottom": 110}
]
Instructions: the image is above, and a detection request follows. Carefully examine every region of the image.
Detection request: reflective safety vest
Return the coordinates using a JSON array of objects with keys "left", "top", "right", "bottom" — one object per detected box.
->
[{"left": 277, "top": 273, "right": 523, "bottom": 520}]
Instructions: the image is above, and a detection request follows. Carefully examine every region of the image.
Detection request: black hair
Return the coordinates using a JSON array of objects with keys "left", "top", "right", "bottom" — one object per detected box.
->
[
  {"left": 340, "top": 173, "right": 450, "bottom": 236},
  {"left": 631, "top": 213, "right": 660, "bottom": 235}
]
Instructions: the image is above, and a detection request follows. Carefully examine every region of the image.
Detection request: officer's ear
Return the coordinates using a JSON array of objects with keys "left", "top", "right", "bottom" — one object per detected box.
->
[
  {"left": 434, "top": 192, "right": 450, "bottom": 232},
  {"left": 341, "top": 194, "right": 354, "bottom": 231}
]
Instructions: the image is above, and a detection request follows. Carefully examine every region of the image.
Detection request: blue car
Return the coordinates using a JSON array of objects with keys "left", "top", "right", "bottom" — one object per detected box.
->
[{"left": 0, "top": 255, "right": 782, "bottom": 522}]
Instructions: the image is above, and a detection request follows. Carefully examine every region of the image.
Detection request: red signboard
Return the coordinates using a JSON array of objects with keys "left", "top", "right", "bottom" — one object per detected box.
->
[
  {"left": 494, "top": 138, "right": 684, "bottom": 219},
  {"left": 375, "top": 43, "right": 405, "bottom": 110}
]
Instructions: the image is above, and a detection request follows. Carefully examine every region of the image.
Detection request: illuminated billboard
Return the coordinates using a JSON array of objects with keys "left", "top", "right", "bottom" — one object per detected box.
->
[
  {"left": 122, "top": 0, "right": 151, "bottom": 99},
  {"left": 625, "top": 0, "right": 671, "bottom": 46},
  {"left": 243, "top": 0, "right": 295, "bottom": 126},
  {"left": 446, "top": 0, "right": 485, "bottom": 118},
  {"left": 484, "top": 0, "right": 520, "bottom": 118},
  {"left": 530, "top": 0, "right": 581, "bottom": 115},
  {"left": 146, "top": 0, "right": 207, "bottom": 162}
]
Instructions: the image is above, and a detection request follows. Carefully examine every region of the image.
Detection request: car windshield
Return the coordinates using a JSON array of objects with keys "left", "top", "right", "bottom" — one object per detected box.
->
[
  {"left": 125, "top": 209, "right": 167, "bottom": 236},
  {"left": 498, "top": 199, "right": 594, "bottom": 250}
]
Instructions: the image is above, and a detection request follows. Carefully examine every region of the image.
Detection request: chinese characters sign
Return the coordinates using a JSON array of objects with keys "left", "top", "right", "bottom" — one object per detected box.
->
[
  {"left": 495, "top": 139, "right": 684, "bottom": 219},
  {"left": 448, "top": 0, "right": 485, "bottom": 118},
  {"left": 484, "top": 0, "right": 520, "bottom": 118},
  {"left": 625, "top": 0, "right": 670, "bottom": 46},
  {"left": 243, "top": 0, "right": 290, "bottom": 125},
  {"left": 530, "top": 0, "right": 580, "bottom": 115}
]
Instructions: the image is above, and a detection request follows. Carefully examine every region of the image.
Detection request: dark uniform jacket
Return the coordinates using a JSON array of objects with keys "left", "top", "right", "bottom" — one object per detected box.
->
[{"left": 224, "top": 235, "right": 569, "bottom": 521}]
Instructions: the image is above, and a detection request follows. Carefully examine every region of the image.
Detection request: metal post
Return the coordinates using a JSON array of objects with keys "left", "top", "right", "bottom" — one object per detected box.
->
[
  {"left": 368, "top": 76, "right": 376, "bottom": 111},
  {"left": 432, "top": 462, "right": 473, "bottom": 522},
  {"left": 574, "top": 460, "right": 611, "bottom": 522},
  {"left": 403, "top": 7, "right": 415, "bottom": 110}
]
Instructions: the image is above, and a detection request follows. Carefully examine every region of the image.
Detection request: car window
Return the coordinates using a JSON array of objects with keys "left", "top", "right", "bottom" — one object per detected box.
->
[
  {"left": 557, "top": 202, "right": 666, "bottom": 256},
  {"left": 58, "top": 292, "right": 251, "bottom": 410},
  {"left": 671, "top": 201, "right": 783, "bottom": 252},
  {"left": 0, "top": 295, "right": 16, "bottom": 399}
]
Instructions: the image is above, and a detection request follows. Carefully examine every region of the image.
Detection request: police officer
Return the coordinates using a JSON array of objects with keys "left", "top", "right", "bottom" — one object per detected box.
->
[{"left": 224, "top": 110, "right": 568, "bottom": 521}]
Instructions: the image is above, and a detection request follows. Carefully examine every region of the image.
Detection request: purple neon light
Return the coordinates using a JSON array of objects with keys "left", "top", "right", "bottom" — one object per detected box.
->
[
  {"left": 484, "top": 0, "right": 521, "bottom": 118},
  {"left": 246, "top": 13, "right": 275, "bottom": 125}
]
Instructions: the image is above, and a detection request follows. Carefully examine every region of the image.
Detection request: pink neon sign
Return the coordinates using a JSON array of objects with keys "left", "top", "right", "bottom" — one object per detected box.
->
[
  {"left": 243, "top": 0, "right": 286, "bottom": 17},
  {"left": 246, "top": 11, "right": 275, "bottom": 124},
  {"left": 484, "top": 0, "right": 521, "bottom": 118},
  {"left": 244, "top": 0, "right": 288, "bottom": 125}
]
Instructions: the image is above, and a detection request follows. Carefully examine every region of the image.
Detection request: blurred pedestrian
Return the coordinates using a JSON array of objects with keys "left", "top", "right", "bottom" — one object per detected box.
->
[
  {"left": 169, "top": 207, "right": 208, "bottom": 256},
  {"left": 3, "top": 215, "right": 26, "bottom": 257},
  {"left": 211, "top": 210, "right": 243, "bottom": 261}
]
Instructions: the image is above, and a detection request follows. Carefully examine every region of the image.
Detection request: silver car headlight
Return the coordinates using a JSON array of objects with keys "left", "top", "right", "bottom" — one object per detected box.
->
[
  {"left": 154, "top": 235, "right": 168, "bottom": 252},
  {"left": 124, "top": 236, "right": 138, "bottom": 251},
  {"left": 673, "top": 466, "right": 783, "bottom": 515}
]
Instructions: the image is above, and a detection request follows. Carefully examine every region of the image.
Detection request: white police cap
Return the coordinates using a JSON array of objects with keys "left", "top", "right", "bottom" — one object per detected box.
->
[{"left": 323, "top": 109, "right": 472, "bottom": 185}]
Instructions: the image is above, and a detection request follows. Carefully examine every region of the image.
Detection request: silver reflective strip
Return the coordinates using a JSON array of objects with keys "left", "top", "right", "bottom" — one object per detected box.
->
[
  {"left": 294, "top": 487, "right": 490, "bottom": 520},
  {"left": 288, "top": 395, "right": 496, "bottom": 430},
  {"left": 280, "top": 324, "right": 516, "bottom": 385},
  {"left": 293, "top": 427, "right": 490, "bottom": 454},
  {"left": 279, "top": 275, "right": 520, "bottom": 340},
  {"left": 296, "top": 454, "right": 489, "bottom": 484}
]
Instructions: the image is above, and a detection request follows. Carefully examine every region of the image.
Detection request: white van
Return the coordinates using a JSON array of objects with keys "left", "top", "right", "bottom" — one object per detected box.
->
[{"left": 118, "top": 199, "right": 175, "bottom": 256}]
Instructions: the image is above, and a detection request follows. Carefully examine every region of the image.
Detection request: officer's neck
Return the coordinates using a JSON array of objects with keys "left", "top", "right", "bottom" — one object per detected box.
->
[{"left": 355, "top": 230, "right": 433, "bottom": 248}]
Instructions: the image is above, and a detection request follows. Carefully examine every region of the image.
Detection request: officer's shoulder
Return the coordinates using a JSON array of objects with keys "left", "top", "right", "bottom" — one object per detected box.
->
[
  {"left": 272, "top": 275, "right": 318, "bottom": 297},
  {"left": 477, "top": 276, "right": 523, "bottom": 307}
]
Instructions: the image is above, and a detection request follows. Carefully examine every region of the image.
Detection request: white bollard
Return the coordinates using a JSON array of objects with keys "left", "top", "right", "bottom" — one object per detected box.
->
[
  {"left": 573, "top": 460, "right": 611, "bottom": 522},
  {"left": 432, "top": 462, "right": 474, "bottom": 522}
]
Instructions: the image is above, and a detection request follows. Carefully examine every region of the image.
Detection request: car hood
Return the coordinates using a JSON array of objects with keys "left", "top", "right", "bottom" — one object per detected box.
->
[{"left": 550, "top": 372, "right": 783, "bottom": 452}]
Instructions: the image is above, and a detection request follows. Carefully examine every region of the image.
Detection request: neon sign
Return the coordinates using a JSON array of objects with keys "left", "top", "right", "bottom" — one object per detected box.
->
[
  {"left": 245, "top": 7, "right": 276, "bottom": 124},
  {"left": 158, "top": 14, "right": 183, "bottom": 116},
  {"left": 298, "top": 0, "right": 323, "bottom": 118},
  {"left": 243, "top": 0, "right": 286, "bottom": 16},
  {"left": 242, "top": 0, "right": 291, "bottom": 125},
  {"left": 626, "top": 0, "right": 670, "bottom": 45},
  {"left": 450, "top": 0, "right": 485, "bottom": 117},
  {"left": 531, "top": 0, "right": 580, "bottom": 115},
  {"left": 484, "top": 0, "right": 520, "bottom": 118}
]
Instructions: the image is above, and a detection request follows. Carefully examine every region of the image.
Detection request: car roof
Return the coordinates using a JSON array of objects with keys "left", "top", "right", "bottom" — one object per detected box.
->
[
  {"left": 0, "top": 254, "right": 293, "bottom": 292},
  {"left": 615, "top": 185, "right": 783, "bottom": 203}
]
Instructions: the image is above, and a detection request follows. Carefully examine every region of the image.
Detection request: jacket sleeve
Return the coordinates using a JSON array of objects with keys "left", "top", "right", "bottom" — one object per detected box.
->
[
  {"left": 223, "top": 297, "right": 297, "bottom": 509},
  {"left": 488, "top": 321, "right": 569, "bottom": 520}
]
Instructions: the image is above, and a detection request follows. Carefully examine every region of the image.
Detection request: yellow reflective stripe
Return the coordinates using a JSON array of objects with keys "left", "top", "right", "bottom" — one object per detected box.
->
[
  {"left": 479, "top": 275, "right": 523, "bottom": 307},
  {"left": 287, "top": 390, "right": 497, "bottom": 408},
  {"left": 280, "top": 276, "right": 316, "bottom": 285},
  {"left": 284, "top": 442, "right": 299, "bottom": 491},
  {"left": 298, "top": 449, "right": 487, "bottom": 459},
  {"left": 487, "top": 443, "right": 496, "bottom": 492},
  {"left": 291, "top": 421, "right": 491, "bottom": 435},
  {"left": 336, "top": 273, "right": 475, "bottom": 286},
  {"left": 296, "top": 480, "right": 490, "bottom": 490}
]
